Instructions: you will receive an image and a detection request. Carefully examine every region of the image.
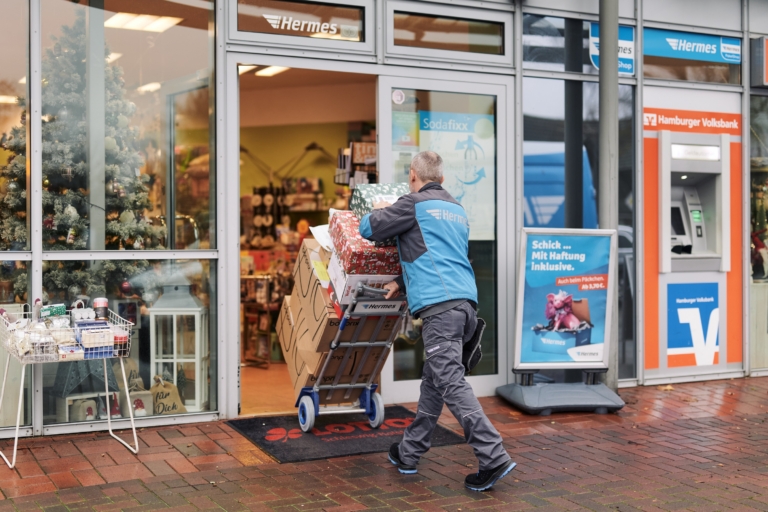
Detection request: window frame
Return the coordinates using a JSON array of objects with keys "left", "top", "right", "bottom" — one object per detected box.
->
[
  {"left": 384, "top": 1, "right": 513, "bottom": 68},
  {"left": 228, "top": 0, "right": 376, "bottom": 56}
]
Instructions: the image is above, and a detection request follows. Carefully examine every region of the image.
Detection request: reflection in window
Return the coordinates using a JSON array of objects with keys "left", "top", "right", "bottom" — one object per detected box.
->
[
  {"left": 750, "top": 95, "right": 768, "bottom": 370},
  {"left": 0, "top": 0, "right": 29, "bottom": 251},
  {"left": 644, "top": 56, "right": 740, "bottom": 84},
  {"left": 28, "top": 0, "right": 214, "bottom": 255},
  {"left": 390, "top": 89, "right": 497, "bottom": 379},
  {"left": 0, "top": 262, "right": 31, "bottom": 428},
  {"left": 523, "top": 77, "right": 636, "bottom": 379},
  {"left": 41, "top": 259, "right": 216, "bottom": 423},
  {"left": 393, "top": 12, "right": 503, "bottom": 55},
  {"left": 523, "top": 14, "right": 596, "bottom": 74}
]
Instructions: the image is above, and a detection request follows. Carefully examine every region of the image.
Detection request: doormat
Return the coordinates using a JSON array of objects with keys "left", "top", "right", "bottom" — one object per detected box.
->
[{"left": 227, "top": 406, "right": 464, "bottom": 463}]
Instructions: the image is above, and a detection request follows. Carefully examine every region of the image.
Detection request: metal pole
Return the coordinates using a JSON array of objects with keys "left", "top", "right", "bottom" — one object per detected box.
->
[
  {"left": 86, "top": 1, "right": 105, "bottom": 250},
  {"left": 564, "top": 19, "right": 583, "bottom": 230},
  {"left": 599, "top": 0, "right": 619, "bottom": 392}
]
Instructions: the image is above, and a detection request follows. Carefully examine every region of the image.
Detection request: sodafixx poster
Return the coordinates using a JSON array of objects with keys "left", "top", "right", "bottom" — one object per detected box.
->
[{"left": 517, "top": 229, "right": 615, "bottom": 368}]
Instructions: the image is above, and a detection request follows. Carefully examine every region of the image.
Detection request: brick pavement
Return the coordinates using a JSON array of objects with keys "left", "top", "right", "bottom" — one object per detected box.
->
[{"left": 1, "top": 377, "right": 768, "bottom": 510}]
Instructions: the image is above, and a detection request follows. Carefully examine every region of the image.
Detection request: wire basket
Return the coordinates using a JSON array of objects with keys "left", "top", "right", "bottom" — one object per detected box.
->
[{"left": 0, "top": 306, "right": 135, "bottom": 364}]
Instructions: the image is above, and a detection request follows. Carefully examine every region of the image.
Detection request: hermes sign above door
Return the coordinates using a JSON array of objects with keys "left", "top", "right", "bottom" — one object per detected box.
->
[{"left": 237, "top": 0, "right": 364, "bottom": 42}]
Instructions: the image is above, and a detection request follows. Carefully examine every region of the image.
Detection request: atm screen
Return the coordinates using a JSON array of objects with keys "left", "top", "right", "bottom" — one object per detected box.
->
[{"left": 671, "top": 206, "right": 687, "bottom": 236}]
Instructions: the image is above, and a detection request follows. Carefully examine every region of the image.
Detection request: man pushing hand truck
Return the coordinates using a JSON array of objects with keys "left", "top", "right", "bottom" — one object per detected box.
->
[{"left": 359, "top": 151, "right": 516, "bottom": 492}]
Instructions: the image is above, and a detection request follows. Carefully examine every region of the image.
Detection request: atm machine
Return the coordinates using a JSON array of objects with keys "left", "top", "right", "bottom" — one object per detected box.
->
[{"left": 653, "top": 130, "right": 735, "bottom": 379}]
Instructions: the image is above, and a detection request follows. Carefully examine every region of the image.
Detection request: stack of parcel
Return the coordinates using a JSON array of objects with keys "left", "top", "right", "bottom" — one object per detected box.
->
[{"left": 277, "top": 184, "right": 410, "bottom": 404}]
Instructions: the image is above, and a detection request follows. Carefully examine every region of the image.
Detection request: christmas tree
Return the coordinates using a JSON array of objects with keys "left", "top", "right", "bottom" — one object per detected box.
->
[{"left": 0, "top": 8, "right": 163, "bottom": 303}]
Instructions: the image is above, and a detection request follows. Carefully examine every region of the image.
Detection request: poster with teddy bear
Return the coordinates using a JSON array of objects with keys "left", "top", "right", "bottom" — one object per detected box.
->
[{"left": 516, "top": 229, "right": 616, "bottom": 367}]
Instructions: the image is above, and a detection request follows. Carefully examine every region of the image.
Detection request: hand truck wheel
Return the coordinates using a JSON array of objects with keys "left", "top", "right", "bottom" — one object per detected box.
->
[
  {"left": 298, "top": 395, "right": 315, "bottom": 432},
  {"left": 368, "top": 393, "right": 384, "bottom": 429}
]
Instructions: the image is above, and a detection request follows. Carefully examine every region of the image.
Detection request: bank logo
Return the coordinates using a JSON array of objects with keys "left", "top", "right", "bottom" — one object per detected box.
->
[
  {"left": 263, "top": 14, "right": 281, "bottom": 29},
  {"left": 667, "top": 282, "right": 719, "bottom": 368},
  {"left": 643, "top": 113, "right": 657, "bottom": 127},
  {"left": 677, "top": 307, "right": 720, "bottom": 366}
]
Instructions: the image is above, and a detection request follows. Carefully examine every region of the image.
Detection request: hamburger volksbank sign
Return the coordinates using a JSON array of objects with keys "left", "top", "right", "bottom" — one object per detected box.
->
[{"left": 644, "top": 27, "right": 741, "bottom": 64}]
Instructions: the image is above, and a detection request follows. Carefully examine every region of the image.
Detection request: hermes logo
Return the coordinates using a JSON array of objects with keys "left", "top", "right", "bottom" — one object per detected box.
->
[{"left": 263, "top": 14, "right": 338, "bottom": 35}]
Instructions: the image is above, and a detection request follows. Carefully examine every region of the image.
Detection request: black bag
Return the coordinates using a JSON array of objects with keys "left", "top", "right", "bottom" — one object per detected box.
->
[{"left": 462, "top": 318, "right": 486, "bottom": 374}]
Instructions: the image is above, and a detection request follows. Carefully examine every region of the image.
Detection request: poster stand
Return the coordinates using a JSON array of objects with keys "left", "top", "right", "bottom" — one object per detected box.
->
[
  {"left": 497, "top": 228, "right": 624, "bottom": 416},
  {"left": 497, "top": 369, "right": 623, "bottom": 416}
]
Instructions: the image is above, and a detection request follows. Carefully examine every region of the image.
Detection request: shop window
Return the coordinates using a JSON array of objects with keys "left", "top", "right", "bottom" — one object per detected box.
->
[
  {"left": 237, "top": 0, "right": 365, "bottom": 42},
  {"left": 385, "top": 2, "right": 512, "bottom": 66},
  {"left": 523, "top": 15, "right": 596, "bottom": 75},
  {"left": 392, "top": 12, "right": 504, "bottom": 55},
  {"left": 0, "top": 260, "right": 31, "bottom": 429},
  {"left": 522, "top": 77, "right": 636, "bottom": 380},
  {"left": 24, "top": 0, "right": 215, "bottom": 252},
  {"left": 750, "top": 94, "right": 768, "bottom": 371},
  {"left": 643, "top": 28, "right": 741, "bottom": 85},
  {"left": 0, "top": 0, "right": 29, "bottom": 251},
  {"left": 41, "top": 258, "right": 216, "bottom": 423},
  {"left": 389, "top": 89, "right": 498, "bottom": 379}
]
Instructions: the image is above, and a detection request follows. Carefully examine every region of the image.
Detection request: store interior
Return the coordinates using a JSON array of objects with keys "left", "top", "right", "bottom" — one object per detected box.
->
[{"left": 238, "top": 66, "right": 376, "bottom": 416}]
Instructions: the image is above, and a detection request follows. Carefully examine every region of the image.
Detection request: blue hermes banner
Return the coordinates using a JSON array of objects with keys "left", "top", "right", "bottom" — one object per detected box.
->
[{"left": 643, "top": 27, "right": 741, "bottom": 64}]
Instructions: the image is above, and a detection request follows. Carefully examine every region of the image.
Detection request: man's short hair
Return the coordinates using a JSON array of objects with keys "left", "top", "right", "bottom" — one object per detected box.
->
[{"left": 411, "top": 151, "right": 443, "bottom": 182}]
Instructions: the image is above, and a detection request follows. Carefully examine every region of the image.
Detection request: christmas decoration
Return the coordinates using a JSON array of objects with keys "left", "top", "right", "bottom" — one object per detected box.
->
[{"left": 0, "top": 9, "right": 164, "bottom": 303}]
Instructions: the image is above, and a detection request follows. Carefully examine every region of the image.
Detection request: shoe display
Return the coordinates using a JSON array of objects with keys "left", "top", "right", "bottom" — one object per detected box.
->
[
  {"left": 387, "top": 442, "right": 417, "bottom": 474},
  {"left": 464, "top": 459, "right": 516, "bottom": 491}
]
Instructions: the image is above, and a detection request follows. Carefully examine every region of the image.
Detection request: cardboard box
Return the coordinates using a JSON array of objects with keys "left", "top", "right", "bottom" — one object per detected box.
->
[
  {"left": 278, "top": 296, "right": 373, "bottom": 404},
  {"left": 299, "top": 346, "right": 387, "bottom": 378},
  {"left": 328, "top": 252, "right": 399, "bottom": 305},
  {"left": 276, "top": 296, "right": 306, "bottom": 391},
  {"left": 291, "top": 241, "right": 398, "bottom": 353},
  {"left": 290, "top": 284, "right": 398, "bottom": 354},
  {"left": 329, "top": 211, "right": 401, "bottom": 275}
]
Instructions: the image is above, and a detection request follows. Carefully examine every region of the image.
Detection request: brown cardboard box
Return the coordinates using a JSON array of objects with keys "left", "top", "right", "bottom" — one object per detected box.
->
[
  {"left": 290, "top": 293, "right": 398, "bottom": 353},
  {"left": 299, "top": 346, "right": 387, "bottom": 378},
  {"left": 291, "top": 240, "right": 398, "bottom": 353},
  {"left": 276, "top": 296, "right": 306, "bottom": 391},
  {"left": 278, "top": 296, "right": 372, "bottom": 404}
]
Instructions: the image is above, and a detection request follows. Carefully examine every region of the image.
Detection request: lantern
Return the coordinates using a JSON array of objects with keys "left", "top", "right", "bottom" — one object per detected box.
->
[{"left": 149, "top": 272, "right": 209, "bottom": 412}]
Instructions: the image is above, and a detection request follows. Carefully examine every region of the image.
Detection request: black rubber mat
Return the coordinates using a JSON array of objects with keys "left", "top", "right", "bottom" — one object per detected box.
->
[{"left": 227, "top": 405, "right": 464, "bottom": 463}]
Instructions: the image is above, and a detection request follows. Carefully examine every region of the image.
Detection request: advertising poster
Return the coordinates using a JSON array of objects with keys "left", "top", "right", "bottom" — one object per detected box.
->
[
  {"left": 516, "top": 229, "right": 615, "bottom": 368},
  {"left": 667, "top": 283, "right": 719, "bottom": 368},
  {"left": 418, "top": 111, "right": 496, "bottom": 241},
  {"left": 391, "top": 110, "right": 419, "bottom": 179}
]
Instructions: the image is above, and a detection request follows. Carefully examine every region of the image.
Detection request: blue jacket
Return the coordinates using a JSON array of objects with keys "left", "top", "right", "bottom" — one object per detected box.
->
[{"left": 358, "top": 182, "right": 478, "bottom": 315}]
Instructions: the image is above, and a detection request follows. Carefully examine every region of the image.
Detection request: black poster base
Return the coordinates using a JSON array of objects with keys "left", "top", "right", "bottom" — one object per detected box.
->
[{"left": 496, "top": 382, "right": 625, "bottom": 416}]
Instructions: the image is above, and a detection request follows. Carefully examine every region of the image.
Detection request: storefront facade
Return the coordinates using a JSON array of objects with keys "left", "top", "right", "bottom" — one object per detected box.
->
[{"left": 0, "top": 0, "right": 766, "bottom": 437}]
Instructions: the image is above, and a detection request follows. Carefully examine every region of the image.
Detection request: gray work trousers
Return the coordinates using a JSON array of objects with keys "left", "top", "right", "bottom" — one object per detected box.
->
[{"left": 399, "top": 302, "right": 511, "bottom": 471}]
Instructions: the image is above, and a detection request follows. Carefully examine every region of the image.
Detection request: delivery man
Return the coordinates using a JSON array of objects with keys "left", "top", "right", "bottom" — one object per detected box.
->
[{"left": 359, "top": 150, "right": 515, "bottom": 492}]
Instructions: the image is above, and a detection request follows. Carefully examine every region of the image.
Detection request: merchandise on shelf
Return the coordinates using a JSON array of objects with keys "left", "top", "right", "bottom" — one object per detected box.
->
[{"left": 328, "top": 211, "right": 401, "bottom": 275}]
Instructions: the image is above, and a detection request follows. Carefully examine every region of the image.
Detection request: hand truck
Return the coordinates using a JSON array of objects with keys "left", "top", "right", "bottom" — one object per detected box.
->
[{"left": 295, "top": 284, "right": 407, "bottom": 432}]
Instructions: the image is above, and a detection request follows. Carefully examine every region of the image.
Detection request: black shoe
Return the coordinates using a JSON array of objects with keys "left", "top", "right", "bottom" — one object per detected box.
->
[
  {"left": 464, "top": 459, "right": 516, "bottom": 491},
  {"left": 388, "top": 443, "right": 417, "bottom": 474}
]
